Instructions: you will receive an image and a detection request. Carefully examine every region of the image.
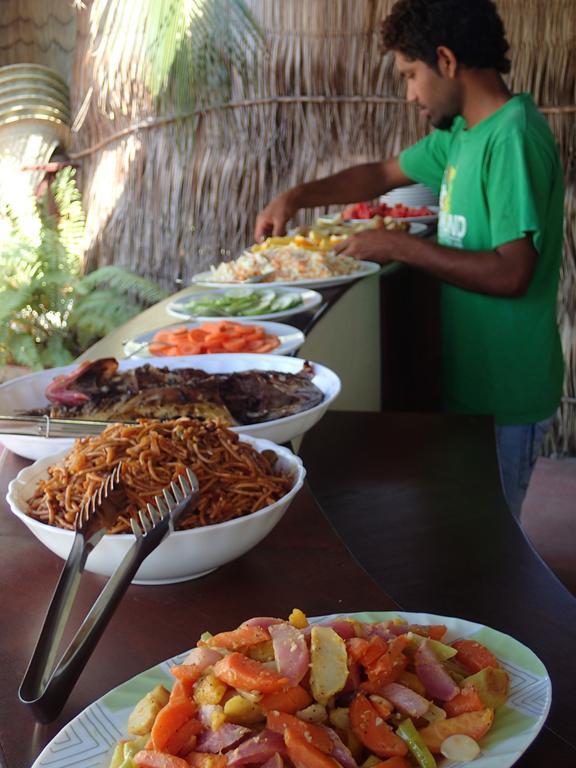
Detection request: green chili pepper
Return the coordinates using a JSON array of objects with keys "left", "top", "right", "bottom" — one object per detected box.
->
[{"left": 397, "top": 718, "right": 437, "bottom": 768}]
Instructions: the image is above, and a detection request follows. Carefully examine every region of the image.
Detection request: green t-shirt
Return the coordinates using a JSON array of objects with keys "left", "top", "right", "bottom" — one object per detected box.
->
[{"left": 399, "top": 94, "right": 564, "bottom": 425}]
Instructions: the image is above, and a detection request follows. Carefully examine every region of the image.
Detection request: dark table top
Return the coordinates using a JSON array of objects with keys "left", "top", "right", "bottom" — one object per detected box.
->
[
  {"left": 0, "top": 448, "right": 395, "bottom": 768},
  {"left": 2, "top": 409, "right": 575, "bottom": 767},
  {"left": 301, "top": 411, "right": 576, "bottom": 767}
]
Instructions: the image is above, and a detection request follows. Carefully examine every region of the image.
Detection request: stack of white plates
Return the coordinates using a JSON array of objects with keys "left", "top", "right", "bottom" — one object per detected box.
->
[
  {"left": 0, "top": 64, "right": 71, "bottom": 194},
  {"left": 379, "top": 183, "right": 439, "bottom": 207}
]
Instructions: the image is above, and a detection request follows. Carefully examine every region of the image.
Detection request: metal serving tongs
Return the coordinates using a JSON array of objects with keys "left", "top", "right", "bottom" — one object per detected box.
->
[{"left": 19, "top": 465, "right": 200, "bottom": 723}]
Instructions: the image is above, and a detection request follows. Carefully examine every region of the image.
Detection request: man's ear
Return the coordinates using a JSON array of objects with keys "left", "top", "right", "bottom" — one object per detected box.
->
[{"left": 436, "top": 46, "right": 458, "bottom": 78}]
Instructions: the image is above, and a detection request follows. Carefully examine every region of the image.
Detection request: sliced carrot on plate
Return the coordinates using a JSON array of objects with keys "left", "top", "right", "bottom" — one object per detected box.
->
[
  {"left": 213, "top": 652, "right": 289, "bottom": 694},
  {"left": 134, "top": 750, "right": 190, "bottom": 768}
]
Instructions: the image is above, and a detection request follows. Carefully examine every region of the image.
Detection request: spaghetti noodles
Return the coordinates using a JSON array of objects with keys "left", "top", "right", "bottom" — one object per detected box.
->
[{"left": 26, "top": 419, "right": 293, "bottom": 533}]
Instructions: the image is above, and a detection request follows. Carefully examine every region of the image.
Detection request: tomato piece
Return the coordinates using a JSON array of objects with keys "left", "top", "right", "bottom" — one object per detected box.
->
[
  {"left": 444, "top": 687, "right": 485, "bottom": 717},
  {"left": 451, "top": 640, "right": 500, "bottom": 673}
]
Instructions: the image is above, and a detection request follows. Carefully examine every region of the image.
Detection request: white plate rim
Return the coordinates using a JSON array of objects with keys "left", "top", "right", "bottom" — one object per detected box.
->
[
  {"left": 29, "top": 609, "right": 551, "bottom": 768},
  {"left": 166, "top": 286, "right": 323, "bottom": 321},
  {"left": 121, "top": 319, "right": 305, "bottom": 359},
  {"left": 191, "top": 260, "right": 381, "bottom": 289},
  {"left": 8, "top": 434, "right": 305, "bottom": 541}
]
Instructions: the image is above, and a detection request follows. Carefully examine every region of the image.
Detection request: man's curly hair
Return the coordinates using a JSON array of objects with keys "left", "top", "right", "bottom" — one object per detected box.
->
[{"left": 381, "top": 0, "right": 511, "bottom": 74}]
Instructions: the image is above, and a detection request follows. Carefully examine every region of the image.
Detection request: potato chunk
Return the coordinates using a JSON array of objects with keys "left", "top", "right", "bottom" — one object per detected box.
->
[
  {"left": 310, "top": 626, "right": 348, "bottom": 705},
  {"left": 127, "top": 684, "right": 170, "bottom": 735},
  {"left": 223, "top": 694, "right": 265, "bottom": 725},
  {"left": 193, "top": 672, "right": 228, "bottom": 705}
]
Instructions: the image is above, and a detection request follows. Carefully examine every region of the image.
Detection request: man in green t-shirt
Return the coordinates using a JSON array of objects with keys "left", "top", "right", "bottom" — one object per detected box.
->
[{"left": 254, "top": 0, "right": 564, "bottom": 518}]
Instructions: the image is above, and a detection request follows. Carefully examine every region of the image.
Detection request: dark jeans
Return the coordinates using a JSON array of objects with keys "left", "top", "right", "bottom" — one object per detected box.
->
[{"left": 495, "top": 418, "right": 553, "bottom": 519}]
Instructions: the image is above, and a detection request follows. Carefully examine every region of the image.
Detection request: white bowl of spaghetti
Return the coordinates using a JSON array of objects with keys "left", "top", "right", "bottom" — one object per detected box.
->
[{"left": 6, "top": 419, "right": 305, "bottom": 584}]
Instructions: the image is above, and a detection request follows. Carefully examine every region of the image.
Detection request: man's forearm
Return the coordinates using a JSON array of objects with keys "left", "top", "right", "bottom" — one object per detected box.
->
[
  {"left": 395, "top": 235, "right": 535, "bottom": 296},
  {"left": 289, "top": 161, "right": 408, "bottom": 208}
]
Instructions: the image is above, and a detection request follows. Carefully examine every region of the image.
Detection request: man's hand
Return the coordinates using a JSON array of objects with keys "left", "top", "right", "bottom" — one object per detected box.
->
[
  {"left": 333, "top": 228, "right": 411, "bottom": 262},
  {"left": 254, "top": 191, "right": 300, "bottom": 242}
]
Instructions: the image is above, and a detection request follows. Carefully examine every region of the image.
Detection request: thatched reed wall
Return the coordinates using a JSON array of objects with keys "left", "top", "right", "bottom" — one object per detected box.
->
[
  {"left": 2, "top": 0, "right": 576, "bottom": 452},
  {"left": 0, "top": 0, "right": 75, "bottom": 81}
]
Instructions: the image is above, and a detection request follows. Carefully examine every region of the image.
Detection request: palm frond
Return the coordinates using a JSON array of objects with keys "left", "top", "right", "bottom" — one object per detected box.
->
[{"left": 90, "top": 0, "right": 265, "bottom": 115}]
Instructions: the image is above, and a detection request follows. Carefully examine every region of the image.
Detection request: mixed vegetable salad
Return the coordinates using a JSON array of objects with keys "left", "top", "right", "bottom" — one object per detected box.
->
[
  {"left": 109, "top": 610, "right": 509, "bottom": 768},
  {"left": 180, "top": 289, "right": 304, "bottom": 318}
]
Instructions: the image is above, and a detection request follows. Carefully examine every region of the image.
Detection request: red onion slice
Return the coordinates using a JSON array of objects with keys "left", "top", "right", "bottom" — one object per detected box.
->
[
  {"left": 415, "top": 639, "right": 459, "bottom": 701},
  {"left": 269, "top": 623, "right": 309, "bottom": 686}
]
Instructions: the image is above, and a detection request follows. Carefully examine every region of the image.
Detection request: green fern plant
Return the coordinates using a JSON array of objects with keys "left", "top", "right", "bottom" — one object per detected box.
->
[{"left": 0, "top": 168, "right": 168, "bottom": 369}]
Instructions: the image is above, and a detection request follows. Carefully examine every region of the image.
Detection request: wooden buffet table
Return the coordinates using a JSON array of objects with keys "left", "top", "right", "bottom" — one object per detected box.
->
[
  {"left": 2, "top": 411, "right": 576, "bottom": 767},
  {"left": 0, "top": 448, "right": 395, "bottom": 768},
  {"left": 1, "top": 272, "right": 575, "bottom": 767}
]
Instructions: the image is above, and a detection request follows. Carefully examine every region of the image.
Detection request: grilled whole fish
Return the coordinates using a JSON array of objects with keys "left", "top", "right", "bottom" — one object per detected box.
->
[{"left": 24, "top": 358, "right": 324, "bottom": 425}]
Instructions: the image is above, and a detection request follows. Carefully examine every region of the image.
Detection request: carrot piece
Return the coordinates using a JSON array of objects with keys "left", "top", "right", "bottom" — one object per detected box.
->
[
  {"left": 255, "top": 340, "right": 279, "bottom": 353},
  {"left": 163, "top": 718, "right": 202, "bottom": 757},
  {"left": 184, "top": 754, "right": 227, "bottom": 768},
  {"left": 451, "top": 640, "right": 500, "bottom": 673},
  {"left": 409, "top": 624, "right": 447, "bottom": 641},
  {"left": 360, "top": 636, "right": 389, "bottom": 667},
  {"left": 189, "top": 329, "right": 208, "bottom": 342},
  {"left": 259, "top": 685, "right": 313, "bottom": 714},
  {"left": 149, "top": 343, "right": 170, "bottom": 356},
  {"left": 169, "top": 679, "right": 194, "bottom": 702},
  {"left": 266, "top": 710, "right": 332, "bottom": 753},
  {"left": 230, "top": 324, "right": 252, "bottom": 336},
  {"left": 284, "top": 729, "right": 341, "bottom": 768},
  {"left": 171, "top": 664, "right": 206, "bottom": 686},
  {"left": 349, "top": 693, "right": 408, "bottom": 758},
  {"left": 370, "top": 695, "right": 393, "bottom": 720},
  {"left": 203, "top": 332, "right": 228, "bottom": 345},
  {"left": 151, "top": 700, "right": 197, "bottom": 751},
  {"left": 153, "top": 330, "right": 174, "bottom": 343},
  {"left": 388, "top": 635, "right": 410, "bottom": 658},
  {"left": 418, "top": 708, "right": 494, "bottom": 753},
  {"left": 213, "top": 652, "right": 289, "bottom": 694},
  {"left": 205, "top": 625, "right": 270, "bottom": 650},
  {"left": 222, "top": 338, "right": 248, "bottom": 352},
  {"left": 361, "top": 634, "right": 410, "bottom": 693},
  {"left": 444, "top": 686, "right": 485, "bottom": 717},
  {"left": 175, "top": 343, "right": 203, "bottom": 355},
  {"left": 242, "top": 328, "right": 264, "bottom": 339},
  {"left": 347, "top": 637, "right": 371, "bottom": 663},
  {"left": 134, "top": 751, "right": 191, "bottom": 768}
]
